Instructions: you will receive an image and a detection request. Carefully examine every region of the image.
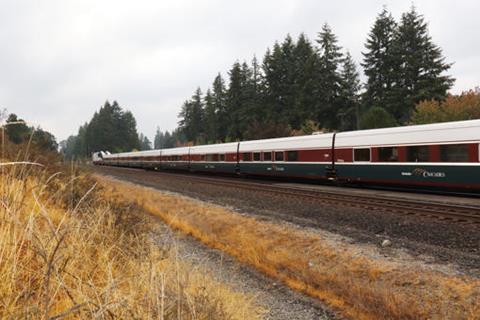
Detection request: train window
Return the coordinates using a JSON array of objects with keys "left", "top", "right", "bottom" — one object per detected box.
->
[
  {"left": 287, "top": 151, "right": 298, "bottom": 161},
  {"left": 440, "top": 144, "right": 469, "bottom": 162},
  {"left": 275, "top": 151, "right": 284, "bottom": 161},
  {"left": 263, "top": 151, "right": 272, "bottom": 161},
  {"left": 253, "top": 152, "right": 261, "bottom": 161},
  {"left": 378, "top": 147, "right": 398, "bottom": 162},
  {"left": 354, "top": 148, "right": 370, "bottom": 162},
  {"left": 407, "top": 146, "right": 430, "bottom": 162},
  {"left": 243, "top": 152, "right": 251, "bottom": 161},
  {"left": 219, "top": 154, "right": 225, "bottom": 161},
  {"left": 206, "top": 154, "right": 214, "bottom": 161}
]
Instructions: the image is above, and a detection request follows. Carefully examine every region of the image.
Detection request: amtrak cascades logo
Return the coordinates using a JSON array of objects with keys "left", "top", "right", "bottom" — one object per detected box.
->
[{"left": 401, "top": 168, "right": 446, "bottom": 178}]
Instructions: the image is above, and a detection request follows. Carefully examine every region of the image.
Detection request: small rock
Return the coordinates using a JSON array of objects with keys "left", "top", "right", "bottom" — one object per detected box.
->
[
  {"left": 308, "top": 261, "right": 314, "bottom": 268},
  {"left": 381, "top": 239, "right": 392, "bottom": 247}
]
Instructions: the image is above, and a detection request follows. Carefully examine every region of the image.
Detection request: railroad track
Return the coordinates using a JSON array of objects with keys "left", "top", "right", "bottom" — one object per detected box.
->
[{"left": 148, "top": 170, "right": 480, "bottom": 225}]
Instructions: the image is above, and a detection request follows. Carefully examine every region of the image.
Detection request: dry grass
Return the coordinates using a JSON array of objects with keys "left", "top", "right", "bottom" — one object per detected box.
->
[
  {"left": 96, "top": 174, "right": 480, "bottom": 320},
  {"left": 0, "top": 164, "right": 263, "bottom": 319}
]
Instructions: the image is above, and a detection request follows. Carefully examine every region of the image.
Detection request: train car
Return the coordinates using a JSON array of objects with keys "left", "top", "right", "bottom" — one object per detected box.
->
[
  {"left": 333, "top": 120, "right": 480, "bottom": 191},
  {"left": 160, "top": 147, "right": 190, "bottom": 171},
  {"left": 93, "top": 119, "right": 480, "bottom": 193},
  {"left": 189, "top": 142, "right": 239, "bottom": 173},
  {"left": 238, "top": 133, "right": 335, "bottom": 179}
]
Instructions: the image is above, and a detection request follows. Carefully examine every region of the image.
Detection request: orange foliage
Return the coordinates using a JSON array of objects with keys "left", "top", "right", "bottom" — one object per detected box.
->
[{"left": 412, "top": 89, "right": 480, "bottom": 124}]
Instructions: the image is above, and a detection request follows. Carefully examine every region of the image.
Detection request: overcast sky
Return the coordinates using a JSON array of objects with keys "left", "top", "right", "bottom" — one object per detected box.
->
[{"left": 0, "top": 0, "right": 479, "bottom": 142}]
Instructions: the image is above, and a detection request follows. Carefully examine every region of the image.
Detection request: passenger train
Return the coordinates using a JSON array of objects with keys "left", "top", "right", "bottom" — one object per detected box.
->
[{"left": 93, "top": 119, "right": 480, "bottom": 193}]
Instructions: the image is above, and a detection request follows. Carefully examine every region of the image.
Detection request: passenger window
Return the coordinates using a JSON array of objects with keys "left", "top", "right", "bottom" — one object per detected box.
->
[
  {"left": 354, "top": 148, "right": 370, "bottom": 162},
  {"left": 263, "top": 152, "right": 272, "bottom": 161},
  {"left": 378, "top": 147, "right": 398, "bottom": 162},
  {"left": 275, "top": 151, "right": 284, "bottom": 161},
  {"left": 253, "top": 152, "right": 261, "bottom": 161},
  {"left": 287, "top": 151, "right": 298, "bottom": 161},
  {"left": 407, "top": 146, "right": 430, "bottom": 162},
  {"left": 242, "top": 153, "right": 251, "bottom": 161},
  {"left": 219, "top": 154, "right": 225, "bottom": 161},
  {"left": 440, "top": 144, "right": 469, "bottom": 162}
]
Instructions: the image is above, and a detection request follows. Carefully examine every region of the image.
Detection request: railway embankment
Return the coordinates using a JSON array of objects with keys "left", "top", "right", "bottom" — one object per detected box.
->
[
  {"left": 93, "top": 165, "right": 480, "bottom": 275},
  {"left": 94, "top": 172, "right": 480, "bottom": 320},
  {"left": 0, "top": 165, "right": 263, "bottom": 319}
]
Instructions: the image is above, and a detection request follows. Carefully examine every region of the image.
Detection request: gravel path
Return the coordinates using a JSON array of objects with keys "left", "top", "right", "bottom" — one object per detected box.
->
[
  {"left": 92, "top": 165, "right": 480, "bottom": 276},
  {"left": 151, "top": 220, "right": 336, "bottom": 320}
]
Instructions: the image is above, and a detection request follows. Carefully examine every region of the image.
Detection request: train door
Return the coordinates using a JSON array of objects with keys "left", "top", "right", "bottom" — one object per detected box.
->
[{"left": 272, "top": 151, "right": 285, "bottom": 173}]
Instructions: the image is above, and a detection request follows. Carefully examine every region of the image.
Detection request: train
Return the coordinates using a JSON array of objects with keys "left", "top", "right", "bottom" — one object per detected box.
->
[{"left": 93, "top": 119, "right": 480, "bottom": 193}]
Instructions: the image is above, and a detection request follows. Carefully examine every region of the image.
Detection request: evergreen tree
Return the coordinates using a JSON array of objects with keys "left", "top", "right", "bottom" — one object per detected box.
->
[
  {"left": 225, "top": 62, "right": 245, "bottom": 140},
  {"left": 82, "top": 100, "right": 141, "bottom": 154},
  {"left": 163, "top": 131, "right": 174, "bottom": 148},
  {"left": 291, "top": 33, "right": 319, "bottom": 128},
  {"left": 315, "top": 23, "right": 344, "bottom": 129},
  {"left": 154, "top": 127, "right": 164, "bottom": 149},
  {"left": 211, "top": 74, "right": 228, "bottom": 141},
  {"left": 178, "top": 88, "right": 204, "bottom": 143},
  {"left": 5, "top": 114, "right": 30, "bottom": 144},
  {"left": 390, "top": 6, "right": 454, "bottom": 121},
  {"left": 362, "top": 8, "right": 397, "bottom": 112},
  {"left": 262, "top": 44, "right": 282, "bottom": 124},
  {"left": 203, "top": 89, "right": 218, "bottom": 143},
  {"left": 138, "top": 133, "right": 152, "bottom": 150},
  {"left": 339, "top": 52, "right": 362, "bottom": 130},
  {"left": 119, "top": 110, "right": 141, "bottom": 151},
  {"left": 32, "top": 127, "right": 58, "bottom": 152},
  {"left": 262, "top": 36, "right": 296, "bottom": 126}
]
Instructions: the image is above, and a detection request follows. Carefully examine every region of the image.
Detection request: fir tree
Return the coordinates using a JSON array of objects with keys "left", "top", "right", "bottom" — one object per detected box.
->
[
  {"left": 315, "top": 23, "right": 344, "bottom": 129},
  {"left": 292, "top": 33, "right": 319, "bottom": 129},
  {"left": 178, "top": 88, "right": 204, "bottom": 143},
  {"left": 203, "top": 89, "right": 217, "bottom": 143},
  {"left": 211, "top": 74, "right": 228, "bottom": 141},
  {"left": 362, "top": 8, "right": 397, "bottom": 112},
  {"left": 225, "top": 62, "right": 245, "bottom": 140},
  {"left": 138, "top": 133, "right": 152, "bottom": 150},
  {"left": 390, "top": 6, "right": 454, "bottom": 121},
  {"left": 154, "top": 128, "right": 164, "bottom": 149},
  {"left": 339, "top": 52, "right": 362, "bottom": 130}
]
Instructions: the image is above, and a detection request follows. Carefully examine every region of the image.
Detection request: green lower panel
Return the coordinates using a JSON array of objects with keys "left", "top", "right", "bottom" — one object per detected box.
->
[
  {"left": 239, "top": 163, "right": 328, "bottom": 178},
  {"left": 190, "top": 162, "right": 237, "bottom": 173},
  {"left": 161, "top": 162, "right": 189, "bottom": 170},
  {"left": 336, "top": 164, "right": 480, "bottom": 186}
]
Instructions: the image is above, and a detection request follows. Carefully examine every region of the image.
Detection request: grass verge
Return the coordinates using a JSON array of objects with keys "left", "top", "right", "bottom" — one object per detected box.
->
[
  {"left": 0, "top": 165, "right": 263, "bottom": 319},
  {"left": 96, "top": 174, "right": 480, "bottom": 320}
]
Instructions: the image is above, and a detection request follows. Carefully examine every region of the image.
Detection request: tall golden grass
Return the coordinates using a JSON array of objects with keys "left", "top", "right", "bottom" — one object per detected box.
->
[
  {"left": 0, "top": 163, "right": 263, "bottom": 319},
  {"left": 97, "top": 174, "right": 480, "bottom": 320}
]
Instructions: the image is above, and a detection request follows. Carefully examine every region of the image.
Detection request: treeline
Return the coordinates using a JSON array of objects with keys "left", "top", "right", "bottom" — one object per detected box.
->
[
  {"left": 174, "top": 7, "right": 454, "bottom": 144},
  {"left": 1, "top": 113, "right": 58, "bottom": 152},
  {"left": 61, "top": 101, "right": 152, "bottom": 159},
  {"left": 153, "top": 128, "right": 184, "bottom": 149},
  {"left": 0, "top": 112, "right": 59, "bottom": 163}
]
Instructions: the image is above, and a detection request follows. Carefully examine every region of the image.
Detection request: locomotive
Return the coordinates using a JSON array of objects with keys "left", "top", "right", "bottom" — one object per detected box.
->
[{"left": 93, "top": 119, "right": 480, "bottom": 193}]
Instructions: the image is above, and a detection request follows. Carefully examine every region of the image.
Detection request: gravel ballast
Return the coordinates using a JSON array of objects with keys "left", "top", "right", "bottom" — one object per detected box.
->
[{"left": 92, "top": 166, "right": 480, "bottom": 276}]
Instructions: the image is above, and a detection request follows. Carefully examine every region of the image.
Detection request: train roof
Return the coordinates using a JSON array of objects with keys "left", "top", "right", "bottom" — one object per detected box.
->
[
  {"left": 102, "top": 119, "right": 480, "bottom": 157},
  {"left": 161, "top": 146, "right": 191, "bottom": 156},
  {"left": 239, "top": 132, "right": 334, "bottom": 152},
  {"left": 335, "top": 119, "right": 480, "bottom": 148},
  {"left": 190, "top": 142, "right": 238, "bottom": 154}
]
